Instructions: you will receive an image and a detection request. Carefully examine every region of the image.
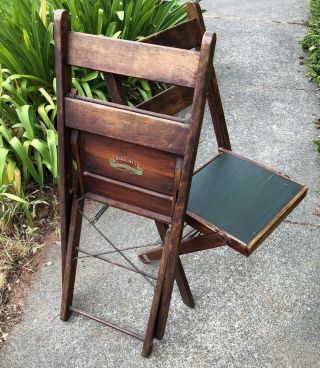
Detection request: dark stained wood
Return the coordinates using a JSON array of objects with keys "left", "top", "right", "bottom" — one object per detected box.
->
[
  {"left": 67, "top": 32, "right": 200, "bottom": 87},
  {"left": 68, "top": 94, "right": 184, "bottom": 123},
  {"left": 143, "top": 31, "right": 218, "bottom": 355},
  {"left": 54, "top": 10, "right": 73, "bottom": 281},
  {"left": 71, "top": 130, "right": 85, "bottom": 195},
  {"left": 155, "top": 222, "right": 195, "bottom": 309},
  {"left": 186, "top": 211, "right": 219, "bottom": 235},
  {"left": 187, "top": 3, "right": 205, "bottom": 46},
  {"left": 65, "top": 97, "right": 188, "bottom": 155},
  {"left": 103, "top": 73, "right": 127, "bottom": 105},
  {"left": 79, "top": 132, "right": 177, "bottom": 195},
  {"left": 85, "top": 172, "right": 173, "bottom": 219},
  {"left": 207, "top": 68, "right": 231, "bottom": 149},
  {"left": 153, "top": 31, "right": 216, "bottom": 343},
  {"left": 142, "top": 229, "right": 172, "bottom": 356},
  {"left": 102, "top": 67, "right": 195, "bottom": 313},
  {"left": 246, "top": 186, "right": 308, "bottom": 255},
  {"left": 187, "top": 2, "right": 231, "bottom": 149},
  {"left": 140, "top": 19, "right": 199, "bottom": 49},
  {"left": 139, "top": 232, "right": 227, "bottom": 263},
  {"left": 56, "top": 3, "right": 307, "bottom": 356},
  {"left": 60, "top": 196, "right": 84, "bottom": 321},
  {"left": 185, "top": 211, "right": 248, "bottom": 255},
  {"left": 86, "top": 192, "right": 172, "bottom": 224},
  {"left": 175, "top": 260, "right": 195, "bottom": 308},
  {"left": 137, "top": 86, "right": 194, "bottom": 116},
  {"left": 69, "top": 306, "right": 144, "bottom": 341}
]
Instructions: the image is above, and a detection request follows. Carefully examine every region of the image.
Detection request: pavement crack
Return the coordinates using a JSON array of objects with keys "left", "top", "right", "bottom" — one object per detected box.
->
[
  {"left": 284, "top": 220, "right": 320, "bottom": 228},
  {"left": 220, "top": 81, "right": 316, "bottom": 93},
  {"left": 204, "top": 14, "right": 307, "bottom": 26}
]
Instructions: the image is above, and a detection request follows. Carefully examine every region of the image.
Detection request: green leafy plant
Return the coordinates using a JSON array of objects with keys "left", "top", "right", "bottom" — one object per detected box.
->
[
  {"left": 0, "top": 0, "right": 200, "bottom": 225},
  {"left": 0, "top": 68, "right": 57, "bottom": 224},
  {"left": 48, "top": 0, "right": 190, "bottom": 39},
  {"left": 0, "top": 0, "right": 55, "bottom": 84},
  {"left": 301, "top": 1, "right": 320, "bottom": 156},
  {"left": 315, "top": 136, "right": 320, "bottom": 153},
  {"left": 300, "top": 0, "right": 320, "bottom": 85},
  {"left": 0, "top": 0, "right": 195, "bottom": 102}
]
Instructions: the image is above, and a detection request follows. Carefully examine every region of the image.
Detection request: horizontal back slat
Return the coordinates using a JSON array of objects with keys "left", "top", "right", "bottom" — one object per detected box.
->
[
  {"left": 137, "top": 86, "right": 194, "bottom": 115},
  {"left": 140, "top": 19, "right": 199, "bottom": 49},
  {"left": 85, "top": 172, "right": 173, "bottom": 220},
  {"left": 65, "top": 97, "right": 189, "bottom": 155},
  {"left": 67, "top": 32, "right": 200, "bottom": 87},
  {"left": 79, "top": 132, "right": 177, "bottom": 195}
]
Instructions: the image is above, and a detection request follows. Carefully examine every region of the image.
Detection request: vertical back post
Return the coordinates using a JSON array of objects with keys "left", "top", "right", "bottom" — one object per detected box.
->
[
  {"left": 54, "top": 10, "right": 73, "bottom": 280},
  {"left": 153, "top": 31, "right": 217, "bottom": 343},
  {"left": 187, "top": 2, "right": 231, "bottom": 150}
]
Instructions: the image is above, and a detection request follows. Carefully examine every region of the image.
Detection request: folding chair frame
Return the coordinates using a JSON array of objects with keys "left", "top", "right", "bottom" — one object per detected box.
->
[
  {"left": 101, "top": 2, "right": 233, "bottom": 321},
  {"left": 55, "top": 2, "right": 218, "bottom": 356},
  {"left": 55, "top": 2, "right": 307, "bottom": 357}
]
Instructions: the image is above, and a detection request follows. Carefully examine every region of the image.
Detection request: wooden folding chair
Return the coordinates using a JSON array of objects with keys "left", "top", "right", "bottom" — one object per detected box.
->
[
  {"left": 55, "top": 2, "right": 307, "bottom": 357},
  {"left": 55, "top": 3, "right": 216, "bottom": 357}
]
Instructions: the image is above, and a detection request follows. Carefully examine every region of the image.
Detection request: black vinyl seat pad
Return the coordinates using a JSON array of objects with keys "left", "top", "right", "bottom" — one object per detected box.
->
[{"left": 188, "top": 152, "right": 304, "bottom": 244}]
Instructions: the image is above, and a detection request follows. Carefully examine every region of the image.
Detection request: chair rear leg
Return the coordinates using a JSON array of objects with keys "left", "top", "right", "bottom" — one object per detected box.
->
[
  {"left": 142, "top": 228, "right": 173, "bottom": 357},
  {"left": 155, "top": 221, "right": 194, "bottom": 309},
  {"left": 175, "top": 259, "right": 195, "bottom": 308},
  {"left": 60, "top": 196, "right": 84, "bottom": 321},
  {"left": 154, "top": 228, "right": 184, "bottom": 341}
]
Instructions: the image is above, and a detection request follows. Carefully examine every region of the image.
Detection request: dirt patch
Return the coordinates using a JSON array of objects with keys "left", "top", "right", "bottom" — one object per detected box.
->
[{"left": 0, "top": 232, "right": 58, "bottom": 349}]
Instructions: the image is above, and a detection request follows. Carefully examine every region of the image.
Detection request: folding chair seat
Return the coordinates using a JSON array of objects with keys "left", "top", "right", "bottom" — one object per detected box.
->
[
  {"left": 187, "top": 149, "right": 306, "bottom": 255},
  {"left": 54, "top": 1, "right": 307, "bottom": 358},
  {"left": 139, "top": 149, "right": 307, "bottom": 263}
]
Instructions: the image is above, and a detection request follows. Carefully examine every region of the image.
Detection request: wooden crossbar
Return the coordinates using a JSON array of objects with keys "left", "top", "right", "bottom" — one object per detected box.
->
[
  {"left": 137, "top": 86, "right": 194, "bottom": 116},
  {"left": 67, "top": 32, "right": 200, "bottom": 87},
  {"left": 64, "top": 97, "right": 189, "bottom": 155},
  {"left": 70, "top": 306, "right": 145, "bottom": 341},
  {"left": 85, "top": 172, "right": 173, "bottom": 220},
  {"left": 141, "top": 18, "right": 199, "bottom": 49}
]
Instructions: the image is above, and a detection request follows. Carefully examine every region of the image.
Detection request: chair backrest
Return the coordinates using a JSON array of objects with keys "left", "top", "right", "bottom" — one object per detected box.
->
[{"left": 55, "top": 10, "right": 215, "bottom": 225}]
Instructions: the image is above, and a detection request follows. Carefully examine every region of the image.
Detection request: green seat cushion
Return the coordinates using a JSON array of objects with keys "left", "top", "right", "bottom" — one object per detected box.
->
[{"left": 188, "top": 152, "right": 304, "bottom": 244}]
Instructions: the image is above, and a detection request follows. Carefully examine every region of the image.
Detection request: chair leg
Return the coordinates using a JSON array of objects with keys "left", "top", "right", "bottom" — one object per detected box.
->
[
  {"left": 154, "top": 226, "right": 185, "bottom": 341},
  {"left": 175, "top": 259, "right": 195, "bottom": 308},
  {"left": 138, "top": 232, "right": 227, "bottom": 263},
  {"left": 142, "top": 229, "right": 172, "bottom": 357},
  {"left": 60, "top": 196, "right": 84, "bottom": 321},
  {"left": 154, "top": 221, "right": 194, "bottom": 309}
]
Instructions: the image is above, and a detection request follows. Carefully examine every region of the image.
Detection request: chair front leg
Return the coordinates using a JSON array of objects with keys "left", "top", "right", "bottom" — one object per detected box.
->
[{"left": 60, "top": 196, "right": 84, "bottom": 321}]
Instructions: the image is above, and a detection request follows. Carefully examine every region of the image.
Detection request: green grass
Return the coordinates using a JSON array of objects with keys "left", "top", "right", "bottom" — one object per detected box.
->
[
  {"left": 300, "top": 0, "right": 320, "bottom": 154},
  {"left": 301, "top": 0, "right": 320, "bottom": 85},
  {"left": 315, "top": 136, "right": 320, "bottom": 153}
]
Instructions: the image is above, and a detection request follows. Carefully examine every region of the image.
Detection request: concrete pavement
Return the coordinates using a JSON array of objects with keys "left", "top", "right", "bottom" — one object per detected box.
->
[{"left": 1, "top": 1, "right": 319, "bottom": 367}]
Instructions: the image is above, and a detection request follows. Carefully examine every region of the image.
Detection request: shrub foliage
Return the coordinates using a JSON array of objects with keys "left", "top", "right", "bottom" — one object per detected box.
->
[
  {"left": 301, "top": 0, "right": 320, "bottom": 85},
  {"left": 301, "top": 0, "right": 320, "bottom": 154},
  {"left": 0, "top": 0, "right": 197, "bottom": 225}
]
